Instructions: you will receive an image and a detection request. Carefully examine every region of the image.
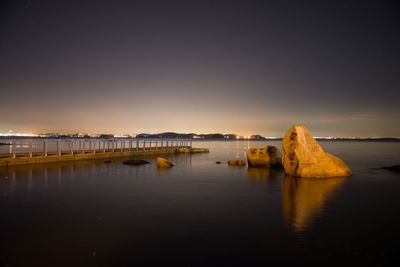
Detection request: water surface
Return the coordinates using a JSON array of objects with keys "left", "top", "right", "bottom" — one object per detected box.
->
[{"left": 0, "top": 141, "right": 399, "bottom": 266}]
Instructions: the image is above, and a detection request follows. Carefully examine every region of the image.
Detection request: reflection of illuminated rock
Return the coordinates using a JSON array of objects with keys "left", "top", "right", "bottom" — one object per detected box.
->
[
  {"left": 247, "top": 167, "right": 281, "bottom": 182},
  {"left": 282, "top": 176, "right": 347, "bottom": 232}
]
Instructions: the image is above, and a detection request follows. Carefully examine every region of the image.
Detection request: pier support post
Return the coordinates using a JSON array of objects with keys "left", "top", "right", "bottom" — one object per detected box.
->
[
  {"left": 57, "top": 140, "right": 61, "bottom": 156},
  {"left": 12, "top": 140, "right": 16, "bottom": 158},
  {"left": 29, "top": 140, "right": 33, "bottom": 157},
  {"left": 136, "top": 139, "right": 139, "bottom": 151},
  {"left": 44, "top": 140, "right": 48, "bottom": 157},
  {"left": 70, "top": 140, "right": 74, "bottom": 155}
]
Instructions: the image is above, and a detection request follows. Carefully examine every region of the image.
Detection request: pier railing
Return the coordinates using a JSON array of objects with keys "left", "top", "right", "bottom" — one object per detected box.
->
[{"left": 0, "top": 139, "right": 193, "bottom": 159}]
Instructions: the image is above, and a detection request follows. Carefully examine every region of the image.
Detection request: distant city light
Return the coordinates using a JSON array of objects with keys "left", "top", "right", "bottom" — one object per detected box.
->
[{"left": 0, "top": 131, "right": 38, "bottom": 137}]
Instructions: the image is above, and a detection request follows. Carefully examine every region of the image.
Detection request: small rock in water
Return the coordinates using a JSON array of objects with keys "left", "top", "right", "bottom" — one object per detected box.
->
[
  {"left": 216, "top": 161, "right": 221, "bottom": 164},
  {"left": 123, "top": 159, "right": 150, "bottom": 166},
  {"left": 381, "top": 165, "right": 400, "bottom": 172},
  {"left": 104, "top": 160, "right": 112, "bottom": 163},
  {"left": 227, "top": 160, "right": 246, "bottom": 166},
  {"left": 156, "top": 157, "right": 174, "bottom": 168}
]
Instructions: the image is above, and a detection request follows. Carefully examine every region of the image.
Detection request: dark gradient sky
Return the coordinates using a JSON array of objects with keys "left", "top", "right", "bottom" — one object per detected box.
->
[{"left": 1, "top": 0, "right": 399, "bottom": 137}]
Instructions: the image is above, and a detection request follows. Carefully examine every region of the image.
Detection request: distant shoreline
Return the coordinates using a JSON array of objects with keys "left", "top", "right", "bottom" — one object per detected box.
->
[{"left": 0, "top": 138, "right": 399, "bottom": 143}]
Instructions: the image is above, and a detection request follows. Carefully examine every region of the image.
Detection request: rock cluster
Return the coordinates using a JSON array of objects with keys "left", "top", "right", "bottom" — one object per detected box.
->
[{"left": 282, "top": 125, "right": 352, "bottom": 178}]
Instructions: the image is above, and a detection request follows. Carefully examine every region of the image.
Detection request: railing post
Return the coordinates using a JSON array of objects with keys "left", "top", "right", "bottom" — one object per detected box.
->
[
  {"left": 29, "top": 140, "right": 33, "bottom": 157},
  {"left": 103, "top": 140, "right": 106, "bottom": 153},
  {"left": 143, "top": 140, "right": 146, "bottom": 151},
  {"left": 121, "top": 140, "right": 124, "bottom": 152},
  {"left": 93, "top": 140, "right": 96, "bottom": 154},
  {"left": 112, "top": 139, "right": 115, "bottom": 152},
  {"left": 44, "top": 139, "right": 48, "bottom": 157},
  {"left": 70, "top": 140, "right": 74, "bottom": 155},
  {"left": 57, "top": 140, "right": 61, "bottom": 156},
  {"left": 11, "top": 140, "right": 16, "bottom": 158},
  {"left": 136, "top": 139, "right": 139, "bottom": 151}
]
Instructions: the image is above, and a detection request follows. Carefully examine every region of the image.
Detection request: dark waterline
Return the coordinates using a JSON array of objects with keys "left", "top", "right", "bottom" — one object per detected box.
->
[{"left": 0, "top": 141, "right": 399, "bottom": 266}]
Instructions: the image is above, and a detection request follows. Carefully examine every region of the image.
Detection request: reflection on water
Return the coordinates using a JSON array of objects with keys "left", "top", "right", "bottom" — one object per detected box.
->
[
  {"left": 282, "top": 176, "right": 347, "bottom": 232},
  {"left": 246, "top": 167, "right": 281, "bottom": 183},
  {"left": 1, "top": 141, "right": 400, "bottom": 265},
  {"left": 0, "top": 154, "right": 194, "bottom": 195}
]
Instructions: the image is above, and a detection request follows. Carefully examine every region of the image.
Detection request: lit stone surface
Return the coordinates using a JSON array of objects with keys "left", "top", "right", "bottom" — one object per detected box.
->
[
  {"left": 282, "top": 125, "right": 352, "bottom": 178},
  {"left": 227, "top": 160, "right": 246, "bottom": 166},
  {"left": 246, "top": 146, "right": 281, "bottom": 167},
  {"left": 156, "top": 157, "right": 174, "bottom": 168}
]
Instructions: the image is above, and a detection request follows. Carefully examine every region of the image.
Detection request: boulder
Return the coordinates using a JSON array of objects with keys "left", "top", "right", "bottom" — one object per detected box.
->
[
  {"left": 246, "top": 146, "right": 282, "bottom": 167},
  {"left": 227, "top": 159, "right": 246, "bottom": 166},
  {"left": 156, "top": 157, "right": 174, "bottom": 168},
  {"left": 282, "top": 125, "right": 352, "bottom": 178},
  {"left": 123, "top": 159, "right": 150, "bottom": 166},
  {"left": 381, "top": 165, "right": 400, "bottom": 172}
]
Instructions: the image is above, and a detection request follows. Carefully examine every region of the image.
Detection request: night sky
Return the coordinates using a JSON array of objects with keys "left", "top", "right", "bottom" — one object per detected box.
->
[{"left": 1, "top": 0, "right": 399, "bottom": 137}]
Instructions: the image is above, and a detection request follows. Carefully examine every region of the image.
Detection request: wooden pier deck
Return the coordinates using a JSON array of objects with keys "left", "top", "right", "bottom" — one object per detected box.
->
[{"left": 0, "top": 138, "right": 208, "bottom": 167}]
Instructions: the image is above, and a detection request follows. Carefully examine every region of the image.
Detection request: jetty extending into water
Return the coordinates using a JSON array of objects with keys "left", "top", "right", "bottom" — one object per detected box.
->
[{"left": 0, "top": 138, "right": 208, "bottom": 167}]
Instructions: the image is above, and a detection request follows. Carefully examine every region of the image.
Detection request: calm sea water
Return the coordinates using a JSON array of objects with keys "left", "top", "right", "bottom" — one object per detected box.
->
[{"left": 0, "top": 141, "right": 399, "bottom": 266}]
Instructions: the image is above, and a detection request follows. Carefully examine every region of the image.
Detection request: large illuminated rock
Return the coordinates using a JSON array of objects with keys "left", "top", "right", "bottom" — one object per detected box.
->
[
  {"left": 282, "top": 125, "right": 352, "bottom": 178},
  {"left": 246, "top": 146, "right": 281, "bottom": 167}
]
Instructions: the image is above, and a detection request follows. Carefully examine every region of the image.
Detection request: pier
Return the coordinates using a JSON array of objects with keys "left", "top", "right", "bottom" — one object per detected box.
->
[{"left": 0, "top": 138, "right": 206, "bottom": 167}]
